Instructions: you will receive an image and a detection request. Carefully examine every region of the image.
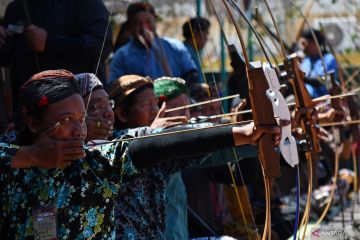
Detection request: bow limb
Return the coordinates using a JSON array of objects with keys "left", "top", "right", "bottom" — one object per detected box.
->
[
  {"left": 318, "top": 23, "right": 347, "bottom": 91},
  {"left": 289, "top": 1, "right": 357, "bottom": 230},
  {"left": 352, "top": 147, "right": 359, "bottom": 207},
  {"left": 220, "top": 1, "right": 297, "bottom": 239},
  {"left": 201, "top": 0, "right": 260, "bottom": 237},
  {"left": 294, "top": 0, "right": 315, "bottom": 42},
  {"left": 219, "top": 2, "right": 271, "bottom": 239},
  {"left": 285, "top": 55, "right": 320, "bottom": 239},
  {"left": 261, "top": 1, "right": 304, "bottom": 238},
  {"left": 227, "top": 0, "right": 299, "bottom": 168},
  {"left": 261, "top": 0, "right": 286, "bottom": 60},
  {"left": 315, "top": 145, "right": 340, "bottom": 225}
]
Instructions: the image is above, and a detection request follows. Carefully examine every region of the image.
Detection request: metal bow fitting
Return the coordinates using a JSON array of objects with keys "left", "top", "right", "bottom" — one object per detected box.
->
[{"left": 263, "top": 62, "right": 299, "bottom": 167}]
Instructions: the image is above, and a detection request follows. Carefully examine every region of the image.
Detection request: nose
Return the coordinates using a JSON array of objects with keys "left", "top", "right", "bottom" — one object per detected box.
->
[
  {"left": 72, "top": 120, "right": 86, "bottom": 140},
  {"left": 103, "top": 105, "right": 114, "bottom": 121},
  {"left": 151, "top": 104, "right": 159, "bottom": 116}
]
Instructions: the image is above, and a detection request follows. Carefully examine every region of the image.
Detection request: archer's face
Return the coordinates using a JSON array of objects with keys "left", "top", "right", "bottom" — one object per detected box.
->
[
  {"left": 84, "top": 89, "right": 115, "bottom": 125},
  {"left": 115, "top": 87, "right": 159, "bottom": 127},
  {"left": 35, "top": 94, "right": 87, "bottom": 140},
  {"left": 164, "top": 93, "right": 190, "bottom": 118},
  {"left": 131, "top": 11, "right": 156, "bottom": 37},
  {"left": 194, "top": 30, "right": 209, "bottom": 51},
  {"left": 299, "top": 37, "right": 318, "bottom": 57}
]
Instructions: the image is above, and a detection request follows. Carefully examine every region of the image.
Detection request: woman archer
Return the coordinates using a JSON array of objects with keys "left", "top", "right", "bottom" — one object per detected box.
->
[{"left": 0, "top": 69, "right": 280, "bottom": 239}]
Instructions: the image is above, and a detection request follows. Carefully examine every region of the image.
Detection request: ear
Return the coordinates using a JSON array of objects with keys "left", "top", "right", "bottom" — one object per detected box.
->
[
  {"left": 25, "top": 115, "right": 41, "bottom": 134},
  {"left": 114, "top": 107, "right": 128, "bottom": 124}
]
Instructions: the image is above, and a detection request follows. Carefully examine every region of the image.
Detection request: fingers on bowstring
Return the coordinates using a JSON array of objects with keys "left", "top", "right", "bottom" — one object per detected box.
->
[
  {"left": 60, "top": 139, "right": 85, "bottom": 148},
  {"left": 164, "top": 121, "right": 188, "bottom": 128},
  {"left": 62, "top": 146, "right": 86, "bottom": 155},
  {"left": 165, "top": 116, "right": 188, "bottom": 122},
  {"left": 238, "top": 98, "right": 247, "bottom": 110},
  {"left": 156, "top": 102, "right": 166, "bottom": 119},
  {"left": 61, "top": 141, "right": 86, "bottom": 161}
]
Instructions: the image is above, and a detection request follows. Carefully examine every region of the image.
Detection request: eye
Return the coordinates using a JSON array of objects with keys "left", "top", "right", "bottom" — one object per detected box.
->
[
  {"left": 61, "top": 117, "right": 71, "bottom": 123},
  {"left": 59, "top": 117, "right": 72, "bottom": 125}
]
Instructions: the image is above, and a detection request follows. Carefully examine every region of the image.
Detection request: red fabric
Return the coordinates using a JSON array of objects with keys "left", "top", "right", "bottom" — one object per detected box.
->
[{"left": 37, "top": 96, "right": 49, "bottom": 106}]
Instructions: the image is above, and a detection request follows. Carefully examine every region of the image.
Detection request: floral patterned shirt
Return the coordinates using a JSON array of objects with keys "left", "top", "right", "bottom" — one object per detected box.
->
[
  {"left": 113, "top": 128, "right": 205, "bottom": 240},
  {"left": 0, "top": 131, "right": 17, "bottom": 144},
  {"left": 0, "top": 139, "right": 137, "bottom": 240}
]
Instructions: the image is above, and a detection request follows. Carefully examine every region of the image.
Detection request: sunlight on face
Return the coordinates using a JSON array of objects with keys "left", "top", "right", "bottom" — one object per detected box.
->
[{"left": 39, "top": 94, "right": 87, "bottom": 140}]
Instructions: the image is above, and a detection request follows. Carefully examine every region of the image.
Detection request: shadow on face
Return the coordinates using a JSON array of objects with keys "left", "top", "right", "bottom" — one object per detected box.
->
[
  {"left": 84, "top": 89, "right": 115, "bottom": 124},
  {"left": 115, "top": 87, "right": 159, "bottom": 128},
  {"left": 164, "top": 93, "right": 190, "bottom": 118}
]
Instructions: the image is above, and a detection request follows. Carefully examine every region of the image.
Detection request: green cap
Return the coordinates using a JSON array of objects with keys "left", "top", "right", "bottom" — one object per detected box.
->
[{"left": 153, "top": 77, "right": 189, "bottom": 103}]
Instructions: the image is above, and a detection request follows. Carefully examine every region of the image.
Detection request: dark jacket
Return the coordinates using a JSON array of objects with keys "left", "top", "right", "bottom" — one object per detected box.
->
[{"left": 0, "top": 0, "right": 112, "bottom": 105}]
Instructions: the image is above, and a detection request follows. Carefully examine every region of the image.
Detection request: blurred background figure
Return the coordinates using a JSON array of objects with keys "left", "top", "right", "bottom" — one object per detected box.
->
[
  {"left": 109, "top": 2, "right": 199, "bottom": 85},
  {"left": 182, "top": 17, "right": 210, "bottom": 84},
  {"left": 299, "top": 28, "right": 338, "bottom": 98},
  {"left": 0, "top": 0, "right": 112, "bottom": 128}
]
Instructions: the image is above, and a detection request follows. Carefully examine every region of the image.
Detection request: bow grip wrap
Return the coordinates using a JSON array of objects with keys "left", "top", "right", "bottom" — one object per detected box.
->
[
  {"left": 248, "top": 61, "right": 281, "bottom": 178},
  {"left": 285, "top": 55, "right": 321, "bottom": 153}
]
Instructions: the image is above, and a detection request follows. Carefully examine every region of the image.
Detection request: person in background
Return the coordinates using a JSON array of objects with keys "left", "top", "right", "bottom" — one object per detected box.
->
[
  {"left": 113, "top": 20, "right": 132, "bottom": 52},
  {"left": 299, "top": 28, "right": 337, "bottom": 98},
  {"left": 182, "top": 17, "right": 210, "bottom": 83},
  {"left": 153, "top": 77, "right": 259, "bottom": 239},
  {"left": 108, "top": 75, "right": 189, "bottom": 239},
  {"left": 0, "top": 0, "right": 112, "bottom": 127},
  {"left": 75, "top": 73, "right": 114, "bottom": 141},
  {"left": 188, "top": 83, "right": 222, "bottom": 121},
  {"left": 109, "top": 74, "right": 187, "bottom": 131},
  {"left": 109, "top": 2, "right": 199, "bottom": 85}
]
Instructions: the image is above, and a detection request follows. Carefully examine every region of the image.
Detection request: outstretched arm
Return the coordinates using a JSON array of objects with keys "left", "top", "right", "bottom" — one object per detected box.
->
[{"left": 128, "top": 123, "right": 280, "bottom": 169}]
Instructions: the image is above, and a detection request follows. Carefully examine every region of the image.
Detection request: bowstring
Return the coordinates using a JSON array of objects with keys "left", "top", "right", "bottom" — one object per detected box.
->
[
  {"left": 185, "top": 12, "right": 209, "bottom": 86},
  {"left": 220, "top": 1, "right": 294, "bottom": 239},
  {"left": 289, "top": 1, "right": 352, "bottom": 233},
  {"left": 195, "top": 0, "right": 259, "bottom": 235},
  {"left": 78, "top": 0, "right": 143, "bottom": 235},
  {"left": 260, "top": 0, "right": 302, "bottom": 236},
  {"left": 84, "top": 0, "right": 118, "bottom": 117},
  {"left": 224, "top": 0, "right": 296, "bottom": 236},
  {"left": 80, "top": 3, "right": 253, "bottom": 236}
]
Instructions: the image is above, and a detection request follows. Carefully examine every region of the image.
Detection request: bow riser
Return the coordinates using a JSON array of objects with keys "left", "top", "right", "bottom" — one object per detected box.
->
[
  {"left": 248, "top": 61, "right": 281, "bottom": 178},
  {"left": 285, "top": 55, "right": 321, "bottom": 153}
]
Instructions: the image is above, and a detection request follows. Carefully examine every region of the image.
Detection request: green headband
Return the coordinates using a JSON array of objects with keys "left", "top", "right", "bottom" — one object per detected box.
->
[{"left": 154, "top": 77, "right": 189, "bottom": 102}]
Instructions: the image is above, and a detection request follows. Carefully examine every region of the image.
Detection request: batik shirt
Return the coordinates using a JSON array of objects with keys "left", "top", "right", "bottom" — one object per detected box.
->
[
  {"left": 0, "top": 131, "right": 17, "bottom": 143},
  {"left": 112, "top": 128, "right": 204, "bottom": 240},
  {"left": 0, "top": 138, "right": 137, "bottom": 240}
]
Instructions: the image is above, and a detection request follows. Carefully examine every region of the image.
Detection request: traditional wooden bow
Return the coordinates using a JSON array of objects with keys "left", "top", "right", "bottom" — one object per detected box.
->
[
  {"left": 219, "top": 1, "right": 301, "bottom": 239},
  {"left": 259, "top": 1, "right": 322, "bottom": 238}
]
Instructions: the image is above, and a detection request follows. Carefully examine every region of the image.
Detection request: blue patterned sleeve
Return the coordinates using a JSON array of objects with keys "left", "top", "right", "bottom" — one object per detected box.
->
[
  {"left": 87, "top": 138, "right": 138, "bottom": 182},
  {"left": 0, "top": 131, "right": 17, "bottom": 144},
  {"left": 0, "top": 143, "right": 20, "bottom": 172}
]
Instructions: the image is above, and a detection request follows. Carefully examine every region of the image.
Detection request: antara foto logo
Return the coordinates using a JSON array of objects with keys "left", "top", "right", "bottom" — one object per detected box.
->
[{"left": 311, "top": 229, "right": 320, "bottom": 238}]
